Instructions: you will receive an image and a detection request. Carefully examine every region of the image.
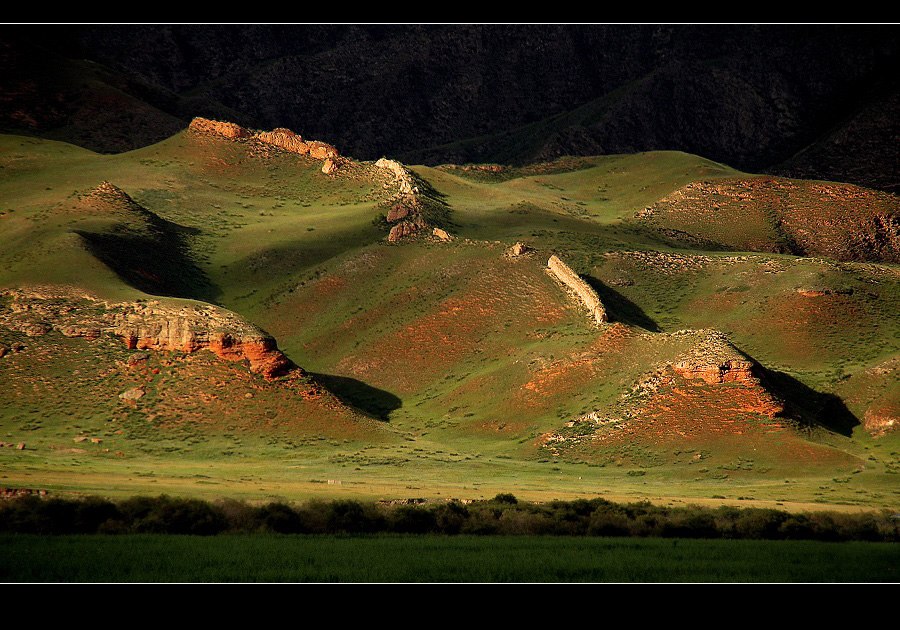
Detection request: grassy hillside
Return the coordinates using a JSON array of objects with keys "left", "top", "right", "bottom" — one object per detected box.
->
[{"left": 0, "top": 130, "right": 897, "bottom": 511}]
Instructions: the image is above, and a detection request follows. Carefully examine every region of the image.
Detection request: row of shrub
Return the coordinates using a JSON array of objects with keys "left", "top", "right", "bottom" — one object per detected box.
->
[{"left": 0, "top": 493, "right": 896, "bottom": 541}]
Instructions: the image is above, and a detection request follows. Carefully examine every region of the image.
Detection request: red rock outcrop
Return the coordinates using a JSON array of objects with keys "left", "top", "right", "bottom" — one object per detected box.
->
[
  {"left": 375, "top": 158, "right": 417, "bottom": 196},
  {"left": 255, "top": 128, "right": 311, "bottom": 154},
  {"left": 670, "top": 330, "right": 758, "bottom": 385},
  {"left": 375, "top": 157, "right": 452, "bottom": 243},
  {"left": 188, "top": 117, "right": 342, "bottom": 172},
  {"left": 307, "top": 141, "right": 339, "bottom": 160},
  {"left": 0, "top": 287, "right": 294, "bottom": 379},
  {"left": 547, "top": 255, "right": 607, "bottom": 325},
  {"left": 188, "top": 117, "right": 252, "bottom": 139},
  {"left": 386, "top": 203, "right": 411, "bottom": 222},
  {"left": 388, "top": 218, "right": 426, "bottom": 243}
]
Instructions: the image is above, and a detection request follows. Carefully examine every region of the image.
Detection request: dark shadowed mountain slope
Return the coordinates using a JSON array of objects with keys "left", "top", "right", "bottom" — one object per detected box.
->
[{"left": 1, "top": 24, "right": 897, "bottom": 190}]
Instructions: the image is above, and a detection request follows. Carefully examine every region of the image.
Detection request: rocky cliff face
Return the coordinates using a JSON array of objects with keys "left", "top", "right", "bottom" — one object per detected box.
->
[
  {"left": 0, "top": 287, "right": 294, "bottom": 379},
  {"left": 669, "top": 330, "right": 757, "bottom": 385},
  {"left": 188, "top": 117, "right": 252, "bottom": 139},
  {"left": 547, "top": 255, "right": 607, "bottom": 325},
  {"left": 374, "top": 158, "right": 437, "bottom": 243},
  {"left": 189, "top": 117, "right": 342, "bottom": 172}
]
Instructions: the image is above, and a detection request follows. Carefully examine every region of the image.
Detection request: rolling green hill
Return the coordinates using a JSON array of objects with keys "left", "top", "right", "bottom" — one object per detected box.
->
[{"left": 0, "top": 125, "right": 897, "bottom": 511}]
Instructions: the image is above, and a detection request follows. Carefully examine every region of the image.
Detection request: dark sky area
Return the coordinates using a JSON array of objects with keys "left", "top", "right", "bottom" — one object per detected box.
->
[{"left": 1, "top": 24, "right": 897, "bottom": 191}]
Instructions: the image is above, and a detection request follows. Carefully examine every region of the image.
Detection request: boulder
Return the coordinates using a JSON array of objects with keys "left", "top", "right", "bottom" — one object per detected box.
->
[
  {"left": 433, "top": 228, "right": 452, "bottom": 242},
  {"left": 507, "top": 242, "right": 529, "bottom": 257},
  {"left": 307, "top": 141, "right": 339, "bottom": 160},
  {"left": 386, "top": 204, "right": 411, "bottom": 222},
  {"left": 119, "top": 387, "right": 145, "bottom": 402},
  {"left": 388, "top": 221, "right": 422, "bottom": 243}
]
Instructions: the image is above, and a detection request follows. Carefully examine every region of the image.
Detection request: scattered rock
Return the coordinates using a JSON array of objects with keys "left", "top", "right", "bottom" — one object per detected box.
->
[
  {"left": 119, "top": 387, "right": 145, "bottom": 401},
  {"left": 796, "top": 288, "right": 829, "bottom": 298},
  {"left": 864, "top": 406, "right": 897, "bottom": 437},
  {"left": 463, "top": 164, "right": 504, "bottom": 173},
  {"left": 15, "top": 443, "right": 25, "bottom": 450},
  {"left": 20, "top": 322, "right": 51, "bottom": 336},
  {"left": 506, "top": 242, "right": 530, "bottom": 257},
  {"left": 126, "top": 352, "right": 150, "bottom": 367},
  {"left": 0, "top": 342, "right": 7, "bottom": 358},
  {"left": 388, "top": 219, "right": 425, "bottom": 243},
  {"left": 386, "top": 203, "right": 411, "bottom": 222},
  {"left": 90, "top": 437, "right": 103, "bottom": 444},
  {"left": 73, "top": 436, "right": 88, "bottom": 443},
  {"left": 433, "top": 227, "right": 452, "bottom": 242},
  {"left": 375, "top": 157, "right": 447, "bottom": 243},
  {"left": 321, "top": 158, "right": 337, "bottom": 175},
  {"left": 0, "top": 487, "right": 46, "bottom": 499},
  {"left": 244, "top": 392, "right": 254, "bottom": 399}
]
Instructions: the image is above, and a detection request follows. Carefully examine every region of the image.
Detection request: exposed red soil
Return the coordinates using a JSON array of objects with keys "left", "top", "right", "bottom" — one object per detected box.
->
[
  {"left": 0, "top": 329, "right": 375, "bottom": 439},
  {"left": 550, "top": 372, "right": 854, "bottom": 468},
  {"left": 642, "top": 177, "right": 900, "bottom": 262},
  {"left": 332, "top": 256, "right": 575, "bottom": 395}
]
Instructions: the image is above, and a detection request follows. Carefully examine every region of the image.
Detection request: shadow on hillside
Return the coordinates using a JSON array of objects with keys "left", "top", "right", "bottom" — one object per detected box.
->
[
  {"left": 310, "top": 373, "right": 401, "bottom": 421},
  {"left": 583, "top": 275, "right": 661, "bottom": 332},
  {"left": 762, "top": 369, "right": 859, "bottom": 437},
  {"left": 75, "top": 214, "right": 220, "bottom": 304}
]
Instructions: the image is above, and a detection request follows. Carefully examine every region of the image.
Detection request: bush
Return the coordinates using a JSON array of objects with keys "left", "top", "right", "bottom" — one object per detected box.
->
[
  {"left": 0, "top": 493, "right": 895, "bottom": 542},
  {"left": 733, "top": 509, "right": 788, "bottom": 539},
  {"left": 326, "top": 500, "right": 383, "bottom": 534},
  {"left": 257, "top": 502, "right": 304, "bottom": 534},
  {"left": 126, "top": 496, "right": 226, "bottom": 535},
  {"left": 433, "top": 501, "right": 469, "bottom": 535},
  {"left": 390, "top": 506, "right": 438, "bottom": 534}
]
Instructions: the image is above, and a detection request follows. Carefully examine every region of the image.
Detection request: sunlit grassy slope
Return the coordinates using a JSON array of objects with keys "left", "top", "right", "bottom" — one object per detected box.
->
[{"left": 0, "top": 131, "right": 897, "bottom": 509}]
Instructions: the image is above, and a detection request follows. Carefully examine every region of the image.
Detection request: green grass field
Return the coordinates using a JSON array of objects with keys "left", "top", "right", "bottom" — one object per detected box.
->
[{"left": 2, "top": 534, "right": 896, "bottom": 582}]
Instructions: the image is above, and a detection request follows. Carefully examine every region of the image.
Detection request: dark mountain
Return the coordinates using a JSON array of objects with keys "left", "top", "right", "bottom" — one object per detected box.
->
[{"left": 1, "top": 24, "right": 897, "bottom": 190}]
